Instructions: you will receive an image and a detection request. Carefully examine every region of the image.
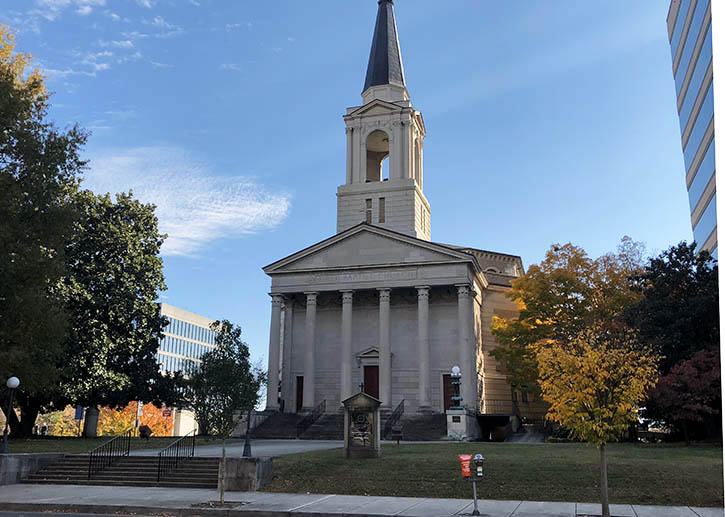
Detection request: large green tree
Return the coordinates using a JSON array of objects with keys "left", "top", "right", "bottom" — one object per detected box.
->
[
  {"left": 57, "top": 190, "right": 177, "bottom": 426},
  {"left": 622, "top": 242, "right": 720, "bottom": 437},
  {"left": 0, "top": 26, "right": 86, "bottom": 436}
]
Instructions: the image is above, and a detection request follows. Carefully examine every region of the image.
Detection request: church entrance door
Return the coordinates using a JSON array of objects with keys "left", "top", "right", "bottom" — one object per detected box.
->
[
  {"left": 296, "top": 376, "right": 304, "bottom": 412},
  {"left": 363, "top": 365, "right": 379, "bottom": 400},
  {"left": 443, "top": 374, "right": 455, "bottom": 411}
]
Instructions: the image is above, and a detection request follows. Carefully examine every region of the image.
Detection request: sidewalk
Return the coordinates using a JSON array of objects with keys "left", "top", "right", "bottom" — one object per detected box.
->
[{"left": 0, "top": 484, "right": 722, "bottom": 517}]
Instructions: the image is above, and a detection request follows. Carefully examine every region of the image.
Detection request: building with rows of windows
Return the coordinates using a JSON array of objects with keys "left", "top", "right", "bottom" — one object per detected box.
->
[
  {"left": 157, "top": 303, "right": 218, "bottom": 435},
  {"left": 667, "top": 0, "right": 717, "bottom": 257}
]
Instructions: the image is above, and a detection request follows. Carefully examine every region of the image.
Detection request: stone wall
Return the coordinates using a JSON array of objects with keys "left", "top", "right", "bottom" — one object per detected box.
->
[{"left": 0, "top": 453, "right": 64, "bottom": 485}]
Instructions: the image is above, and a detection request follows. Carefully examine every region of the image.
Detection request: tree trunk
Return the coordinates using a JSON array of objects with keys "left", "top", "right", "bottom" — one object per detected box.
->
[
  {"left": 600, "top": 443, "right": 610, "bottom": 517},
  {"left": 219, "top": 438, "right": 226, "bottom": 504},
  {"left": 19, "top": 404, "right": 39, "bottom": 437},
  {"left": 84, "top": 406, "right": 99, "bottom": 437},
  {"left": 683, "top": 422, "right": 690, "bottom": 446}
]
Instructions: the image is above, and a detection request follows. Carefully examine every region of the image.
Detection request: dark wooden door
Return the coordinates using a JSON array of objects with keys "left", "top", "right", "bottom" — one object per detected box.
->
[
  {"left": 296, "top": 376, "right": 304, "bottom": 412},
  {"left": 364, "top": 366, "right": 379, "bottom": 400},
  {"left": 443, "top": 374, "right": 455, "bottom": 411}
]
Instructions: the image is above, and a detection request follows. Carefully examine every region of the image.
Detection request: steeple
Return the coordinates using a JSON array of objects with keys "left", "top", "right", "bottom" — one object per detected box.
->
[
  {"left": 363, "top": 0, "right": 408, "bottom": 101},
  {"left": 337, "top": 0, "right": 430, "bottom": 241}
]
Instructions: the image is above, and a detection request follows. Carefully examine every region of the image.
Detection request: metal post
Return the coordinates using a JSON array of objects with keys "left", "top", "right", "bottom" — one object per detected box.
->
[
  {"left": 2, "top": 388, "right": 16, "bottom": 454},
  {"left": 242, "top": 408, "right": 252, "bottom": 457},
  {"left": 471, "top": 480, "right": 480, "bottom": 516}
]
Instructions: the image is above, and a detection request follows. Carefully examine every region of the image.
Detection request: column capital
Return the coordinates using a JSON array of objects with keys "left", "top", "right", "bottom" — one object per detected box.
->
[
  {"left": 269, "top": 293, "right": 285, "bottom": 305},
  {"left": 377, "top": 287, "right": 391, "bottom": 302},
  {"left": 416, "top": 286, "right": 430, "bottom": 299},
  {"left": 304, "top": 292, "right": 318, "bottom": 305},
  {"left": 341, "top": 290, "right": 354, "bottom": 304},
  {"left": 455, "top": 284, "right": 472, "bottom": 296},
  {"left": 345, "top": 126, "right": 353, "bottom": 134}
]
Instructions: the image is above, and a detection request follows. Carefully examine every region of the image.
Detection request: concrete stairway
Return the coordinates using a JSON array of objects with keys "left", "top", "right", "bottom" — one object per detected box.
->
[
  {"left": 299, "top": 413, "right": 344, "bottom": 440},
  {"left": 400, "top": 414, "right": 447, "bottom": 440},
  {"left": 24, "top": 455, "right": 219, "bottom": 488},
  {"left": 251, "top": 412, "right": 304, "bottom": 439}
]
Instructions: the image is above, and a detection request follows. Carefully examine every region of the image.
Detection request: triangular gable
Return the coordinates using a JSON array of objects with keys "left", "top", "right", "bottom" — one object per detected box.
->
[
  {"left": 347, "top": 99, "right": 406, "bottom": 118},
  {"left": 264, "top": 224, "right": 477, "bottom": 274}
]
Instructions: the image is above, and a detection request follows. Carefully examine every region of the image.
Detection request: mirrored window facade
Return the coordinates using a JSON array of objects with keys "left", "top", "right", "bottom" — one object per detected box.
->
[
  {"left": 156, "top": 305, "right": 218, "bottom": 374},
  {"left": 668, "top": 0, "right": 717, "bottom": 255}
]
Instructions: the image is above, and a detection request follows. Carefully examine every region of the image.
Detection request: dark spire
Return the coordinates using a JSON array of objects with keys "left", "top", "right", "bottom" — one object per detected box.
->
[{"left": 363, "top": 0, "right": 407, "bottom": 93}]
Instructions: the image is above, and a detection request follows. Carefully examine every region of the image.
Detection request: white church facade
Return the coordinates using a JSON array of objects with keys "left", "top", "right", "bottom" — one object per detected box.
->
[{"left": 260, "top": 0, "right": 529, "bottom": 439}]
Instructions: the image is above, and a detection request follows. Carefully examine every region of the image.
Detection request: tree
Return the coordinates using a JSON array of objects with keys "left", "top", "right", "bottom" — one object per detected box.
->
[
  {"left": 490, "top": 237, "right": 645, "bottom": 395},
  {"left": 623, "top": 241, "right": 718, "bottom": 372},
  {"left": 536, "top": 325, "right": 659, "bottom": 517},
  {"left": 185, "top": 320, "right": 265, "bottom": 503},
  {"left": 56, "top": 190, "right": 178, "bottom": 435},
  {"left": 0, "top": 26, "right": 87, "bottom": 437},
  {"left": 645, "top": 349, "right": 721, "bottom": 444},
  {"left": 622, "top": 242, "right": 719, "bottom": 438},
  {"left": 97, "top": 402, "right": 174, "bottom": 437}
]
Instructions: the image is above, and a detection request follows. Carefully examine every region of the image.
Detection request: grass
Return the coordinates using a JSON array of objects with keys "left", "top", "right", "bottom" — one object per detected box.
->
[
  {"left": 262, "top": 442, "right": 724, "bottom": 508},
  {"left": 7, "top": 435, "right": 225, "bottom": 454}
]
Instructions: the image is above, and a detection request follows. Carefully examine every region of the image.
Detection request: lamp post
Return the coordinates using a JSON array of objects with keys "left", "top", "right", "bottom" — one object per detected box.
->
[
  {"left": 450, "top": 366, "right": 462, "bottom": 410},
  {"left": 242, "top": 408, "right": 252, "bottom": 457},
  {"left": 2, "top": 377, "right": 20, "bottom": 454}
]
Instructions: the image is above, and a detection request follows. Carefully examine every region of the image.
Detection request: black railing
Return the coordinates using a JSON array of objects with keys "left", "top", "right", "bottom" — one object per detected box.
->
[
  {"left": 157, "top": 430, "right": 195, "bottom": 482},
  {"left": 296, "top": 399, "right": 326, "bottom": 437},
  {"left": 383, "top": 399, "right": 405, "bottom": 439},
  {"left": 87, "top": 428, "right": 132, "bottom": 480}
]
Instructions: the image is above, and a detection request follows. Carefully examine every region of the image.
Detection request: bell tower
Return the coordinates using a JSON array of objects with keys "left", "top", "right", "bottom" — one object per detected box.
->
[{"left": 337, "top": 0, "right": 431, "bottom": 241}]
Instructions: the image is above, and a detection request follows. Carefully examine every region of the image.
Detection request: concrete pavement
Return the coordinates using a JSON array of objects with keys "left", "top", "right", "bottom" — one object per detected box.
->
[
  {"left": 131, "top": 439, "right": 344, "bottom": 457},
  {"left": 0, "top": 484, "right": 721, "bottom": 517}
]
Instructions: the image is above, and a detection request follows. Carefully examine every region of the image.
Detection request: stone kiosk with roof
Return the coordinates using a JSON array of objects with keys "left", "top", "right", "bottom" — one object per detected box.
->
[{"left": 255, "top": 0, "right": 545, "bottom": 441}]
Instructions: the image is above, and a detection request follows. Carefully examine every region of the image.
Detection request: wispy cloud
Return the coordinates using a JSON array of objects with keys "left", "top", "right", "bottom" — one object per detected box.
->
[
  {"left": 83, "top": 146, "right": 291, "bottom": 257},
  {"left": 136, "top": 0, "right": 153, "bottom": 8},
  {"left": 219, "top": 63, "right": 241, "bottom": 71},
  {"left": 150, "top": 60, "right": 173, "bottom": 68},
  {"left": 189, "top": 0, "right": 200, "bottom": 6},
  {"left": 33, "top": 0, "right": 106, "bottom": 20}
]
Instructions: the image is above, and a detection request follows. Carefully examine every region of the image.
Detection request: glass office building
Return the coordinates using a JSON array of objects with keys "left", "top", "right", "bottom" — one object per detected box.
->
[
  {"left": 667, "top": 0, "right": 717, "bottom": 258},
  {"left": 157, "top": 303, "right": 218, "bottom": 373}
]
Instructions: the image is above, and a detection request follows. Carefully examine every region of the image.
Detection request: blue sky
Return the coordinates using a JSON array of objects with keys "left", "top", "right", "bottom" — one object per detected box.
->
[{"left": 3, "top": 0, "right": 692, "bottom": 366}]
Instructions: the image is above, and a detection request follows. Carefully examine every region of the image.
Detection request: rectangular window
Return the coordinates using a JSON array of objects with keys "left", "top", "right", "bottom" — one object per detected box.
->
[
  {"left": 378, "top": 197, "right": 385, "bottom": 223},
  {"left": 674, "top": 0, "right": 709, "bottom": 94},
  {"left": 670, "top": 0, "right": 692, "bottom": 55},
  {"left": 688, "top": 137, "right": 715, "bottom": 208},
  {"left": 693, "top": 193, "right": 716, "bottom": 248},
  {"left": 365, "top": 199, "right": 372, "bottom": 224},
  {"left": 679, "top": 24, "right": 712, "bottom": 128},
  {"left": 683, "top": 81, "right": 713, "bottom": 170}
]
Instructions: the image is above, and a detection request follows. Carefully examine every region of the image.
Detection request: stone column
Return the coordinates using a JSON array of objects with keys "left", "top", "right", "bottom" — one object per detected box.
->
[
  {"left": 378, "top": 288, "right": 392, "bottom": 408},
  {"left": 457, "top": 284, "right": 475, "bottom": 410},
  {"left": 265, "top": 294, "right": 284, "bottom": 410},
  {"left": 340, "top": 290, "right": 354, "bottom": 402},
  {"left": 399, "top": 120, "right": 410, "bottom": 180},
  {"left": 281, "top": 298, "right": 294, "bottom": 412},
  {"left": 417, "top": 286, "right": 431, "bottom": 411},
  {"left": 346, "top": 127, "right": 353, "bottom": 184},
  {"left": 303, "top": 292, "right": 318, "bottom": 411}
]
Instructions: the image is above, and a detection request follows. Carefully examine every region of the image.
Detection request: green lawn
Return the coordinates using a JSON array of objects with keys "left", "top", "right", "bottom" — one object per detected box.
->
[
  {"left": 262, "top": 442, "right": 724, "bottom": 508},
  {"left": 7, "top": 436, "right": 225, "bottom": 454}
]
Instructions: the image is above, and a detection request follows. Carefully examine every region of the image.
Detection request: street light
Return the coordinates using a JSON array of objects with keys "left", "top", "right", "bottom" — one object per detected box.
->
[
  {"left": 2, "top": 377, "right": 20, "bottom": 454},
  {"left": 450, "top": 366, "right": 462, "bottom": 410}
]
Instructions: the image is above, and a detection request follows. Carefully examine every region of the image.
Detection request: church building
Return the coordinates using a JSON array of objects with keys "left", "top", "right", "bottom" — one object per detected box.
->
[{"left": 260, "top": 0, "right": 527, "bottom": 439}]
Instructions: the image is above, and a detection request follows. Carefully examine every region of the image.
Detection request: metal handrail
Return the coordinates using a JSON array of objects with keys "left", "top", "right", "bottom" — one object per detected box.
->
[
  {"left": 157, "top": 430, "right": 195, "bottom": 482},
  {"left": 88, "top": 428, "right": 132, "bottom": 480},
  {"left": 383, "top": 399, "right": 405, "bottom": 438},
  {"left": 296, "top": 399, "right": 326, "bottom": 437}
]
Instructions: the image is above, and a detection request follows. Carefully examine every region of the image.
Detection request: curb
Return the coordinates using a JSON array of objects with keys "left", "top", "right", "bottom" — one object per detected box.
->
[{"left": 0, "top": 502, "right": 347, "bottom": 517}]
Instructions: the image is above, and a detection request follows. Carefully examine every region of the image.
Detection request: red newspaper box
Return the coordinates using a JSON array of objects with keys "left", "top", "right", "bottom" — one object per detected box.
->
[{"left": 458, "top": 454, "right": 472, "bottom": 478}]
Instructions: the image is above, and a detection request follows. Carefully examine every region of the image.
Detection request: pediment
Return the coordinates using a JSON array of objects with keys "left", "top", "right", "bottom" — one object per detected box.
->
[
  {"left": 356, "top": 347, "right": 380, "bottom": 359},
  {"left": 264, "top": 225, "right": 475, "bottom": 274},
  {"left": 347, "top": 99, "right": 404, "bottom": 118}
]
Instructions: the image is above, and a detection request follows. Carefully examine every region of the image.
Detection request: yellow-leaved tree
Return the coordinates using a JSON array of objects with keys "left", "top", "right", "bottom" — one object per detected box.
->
[{"left": 536, "top": 324, "right": 659, "bottom": 517}]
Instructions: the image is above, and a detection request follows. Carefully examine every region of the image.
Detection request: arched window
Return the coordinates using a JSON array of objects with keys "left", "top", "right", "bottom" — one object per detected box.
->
[
  {"left": 414, "top": 139, "right": 422, "bottom": 186},
  {"left": 366, "top": 130, "right": 390, "bottom": 182},
  {"left": 486, "top": 267, "right": 499, "bottom": 274}
]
